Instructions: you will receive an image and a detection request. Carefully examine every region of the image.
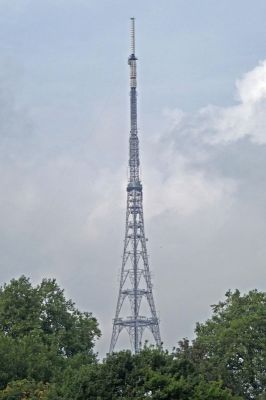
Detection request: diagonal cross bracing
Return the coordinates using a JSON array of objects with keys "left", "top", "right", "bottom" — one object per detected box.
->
[{"left": 110, "top": 18, "right": 161, "bottom": 354}]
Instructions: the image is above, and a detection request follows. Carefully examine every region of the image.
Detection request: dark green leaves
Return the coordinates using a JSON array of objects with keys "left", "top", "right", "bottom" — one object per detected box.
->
[
  {"left": 0, "top": 276, "right": 100, "bottom": 392},
  {"left": 193, "top": 289, "right": 266, "bottom": 399}
]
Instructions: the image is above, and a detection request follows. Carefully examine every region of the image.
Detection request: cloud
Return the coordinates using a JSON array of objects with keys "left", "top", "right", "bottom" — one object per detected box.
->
[
  {"left": 164, "top": 60, "right": 266, "bottom": 145},
  {"left": 236, "top": 60, "right": 266, "bottom": 104},
  {"left": 1, "top": 52, "right": 266, "bottom": 356},
  {"left": 138, "top": 60, "right": 266, "bottom": 350},
  {"left": 144, "top": 147, "right": 235, "bottom": 219}
]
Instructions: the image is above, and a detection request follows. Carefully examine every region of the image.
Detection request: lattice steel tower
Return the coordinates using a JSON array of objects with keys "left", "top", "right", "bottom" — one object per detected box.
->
[{"left": 110, "top": 18, "right": 161, "bottom": 353}]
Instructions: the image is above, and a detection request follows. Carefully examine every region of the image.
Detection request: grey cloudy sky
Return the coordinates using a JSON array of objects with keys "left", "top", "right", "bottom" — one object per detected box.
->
[{"left": 1, "top": 0, "right": 266, "bottom": 355}]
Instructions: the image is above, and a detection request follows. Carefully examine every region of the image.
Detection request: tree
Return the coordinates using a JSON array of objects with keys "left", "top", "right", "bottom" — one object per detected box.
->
[
  {"left": 54, "top": 347, "right": 240, "bottom": 400},
  {"left": 0, "top": 380, "right": 50, "bottom": 400},
  {"left": 192, "top": 289, "right": 266, "bottom": 399},
  {"left": 1, "top": 277, "right": 263, "bottom": 399},
  {"left": 0, "top": 276, "right": 100, "bottom": 390}
]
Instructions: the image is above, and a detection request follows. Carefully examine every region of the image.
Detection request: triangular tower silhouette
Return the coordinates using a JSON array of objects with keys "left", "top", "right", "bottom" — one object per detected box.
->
[{"left": 110, "top": 18, "right": 161, "bottom": 353}]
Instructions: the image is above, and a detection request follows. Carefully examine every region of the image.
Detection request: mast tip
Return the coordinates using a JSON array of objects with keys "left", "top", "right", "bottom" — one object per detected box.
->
[{"left": 130, "top": 17, "right": 136, "bottom": 55}]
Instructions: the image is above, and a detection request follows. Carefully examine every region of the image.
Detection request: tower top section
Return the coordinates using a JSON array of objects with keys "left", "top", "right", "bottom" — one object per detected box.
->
[
  {"left": 128, "top": 17, "right": 139, "bottom": 184},
  {"left": 130, "top": 17, "right": 136, "bottom": 55},
  {"left": 128, "top": 18, "right": 137, "bottom": 89}
]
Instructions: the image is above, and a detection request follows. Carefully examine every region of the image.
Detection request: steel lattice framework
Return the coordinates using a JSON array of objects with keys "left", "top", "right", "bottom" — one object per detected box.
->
[{"left": 110, "top": 18, "right": 161, "bottom": 353}]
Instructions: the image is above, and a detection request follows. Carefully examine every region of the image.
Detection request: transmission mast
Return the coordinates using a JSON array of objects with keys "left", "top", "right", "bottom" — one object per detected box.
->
[{"left": 110, "top": 18, "right": 161, "bottom": 353}]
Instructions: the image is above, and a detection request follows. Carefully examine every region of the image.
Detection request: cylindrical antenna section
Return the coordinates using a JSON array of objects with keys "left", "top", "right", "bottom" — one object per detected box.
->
[{"left": 130, "top": 17, "right": 135, "bottom": 55}]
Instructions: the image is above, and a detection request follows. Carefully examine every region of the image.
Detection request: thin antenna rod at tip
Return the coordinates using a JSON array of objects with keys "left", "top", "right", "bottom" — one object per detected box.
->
[{"left": 130, "top": 17, "right": 135, "bottom": 55}]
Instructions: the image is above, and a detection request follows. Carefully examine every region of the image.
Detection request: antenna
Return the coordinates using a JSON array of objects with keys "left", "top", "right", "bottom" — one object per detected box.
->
[
  {"left": 110, "top": 18, "right": 161, "bottom": 354},
  {"left": 130, "top": 17, "right": 135, "bottom": 55}
]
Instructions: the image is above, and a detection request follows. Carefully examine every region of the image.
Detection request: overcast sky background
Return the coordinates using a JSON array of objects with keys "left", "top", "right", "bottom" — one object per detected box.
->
[{"left": 1, "top": 0, "right": 266, "bottom": 355}]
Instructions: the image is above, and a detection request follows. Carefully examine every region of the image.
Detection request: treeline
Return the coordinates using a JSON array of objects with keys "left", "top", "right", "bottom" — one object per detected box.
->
[{"left": 0, "top": 277, "right": 265, "bottom": 399}]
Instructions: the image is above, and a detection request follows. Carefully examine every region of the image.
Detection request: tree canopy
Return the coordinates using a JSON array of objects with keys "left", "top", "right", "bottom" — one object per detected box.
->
[
  {"left": 192, "top": 289, "right": 266, "bottom": 399},
  {"left": 0, "top": 276, "right": 100, "bottom": 394},
  {"left": 0, "top": 277, "right": 265, "bottom": 399}
]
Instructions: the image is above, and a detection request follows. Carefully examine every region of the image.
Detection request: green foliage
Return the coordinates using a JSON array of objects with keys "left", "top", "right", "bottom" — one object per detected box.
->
[
  {"left": 0, "top": 277, "right": 264, "bottom": 400},
  {"left": 52, "top": 347, "right": 240, "bottom": 400},
  {"left": 47, "top": 364, "right": 102, "bottom": 400},
  {"left": 0, "top": 379, "right": 50, "bottom": 400},
  {"left": 193, "top": 380, "right": 241, "bottom": 400},
  {"left": 193, "top": 289, "right": 266, "bottom": 399},
  {"left": 0, "top": 276, "right": 100, "bottom": 391}
]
